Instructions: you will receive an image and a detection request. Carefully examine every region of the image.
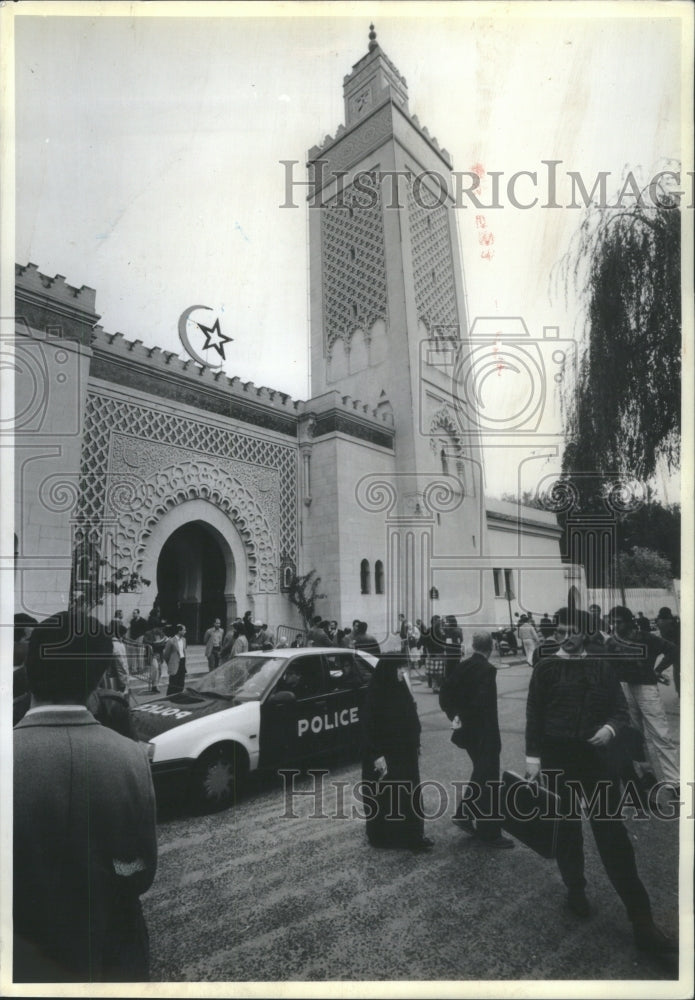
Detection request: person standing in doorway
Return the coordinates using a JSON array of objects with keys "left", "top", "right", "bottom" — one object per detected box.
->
[{"left": 203, "top": 618, "right": 224, "bottom": 672}]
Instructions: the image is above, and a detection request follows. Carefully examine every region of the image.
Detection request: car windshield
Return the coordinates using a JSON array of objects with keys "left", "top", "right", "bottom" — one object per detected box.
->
[{"left": 187, "top": 656, "right": 286, "bottom": 702}]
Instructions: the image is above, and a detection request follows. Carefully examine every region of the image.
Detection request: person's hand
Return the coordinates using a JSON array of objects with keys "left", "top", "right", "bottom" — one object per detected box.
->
[
  {"left": 587, "top": 725, "right": 614, "bottom": 747},
  {"left": 374, "top": 756, "right": 388, "bottom": 779},
  {"left": 525, "top": 761, "right": 541, "bottom": 782}
]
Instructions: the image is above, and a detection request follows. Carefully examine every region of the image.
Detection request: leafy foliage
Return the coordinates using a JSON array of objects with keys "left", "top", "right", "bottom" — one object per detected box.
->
[
  {"left": 499, "top": 490, "right": 546, "bottom": 510},
  {"left": 557, "top": 171, "right": 681, "bottom": 481},
  {"left": 286, "top": 570, "right": 326, "bottom": 628},
  {"left": 618, "top": 546, "right": 673, "bottom": 589},
  {"left": 71, "top": 538, "right": 150, "bottom": 610}
]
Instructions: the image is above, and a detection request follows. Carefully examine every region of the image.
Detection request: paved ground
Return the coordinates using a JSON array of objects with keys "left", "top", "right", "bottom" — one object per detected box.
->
[{"left": 136, "top": 650, "right": 684, "bottom": 988}]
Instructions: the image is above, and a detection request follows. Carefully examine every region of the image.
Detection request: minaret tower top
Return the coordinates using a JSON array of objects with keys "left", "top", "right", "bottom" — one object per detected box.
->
[{"left": 343, "top": 24, "right": 409, "bottom": 126}]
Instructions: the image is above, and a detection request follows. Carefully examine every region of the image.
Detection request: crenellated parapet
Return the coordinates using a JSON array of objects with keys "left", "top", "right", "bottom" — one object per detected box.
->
[{"left": 15, "top": 262, "right": 100, "bottom": 346}]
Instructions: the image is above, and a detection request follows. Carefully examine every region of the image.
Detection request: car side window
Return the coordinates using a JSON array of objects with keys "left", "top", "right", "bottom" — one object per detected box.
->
[
  {"left": 324, "top": 653, "right": 362, "bottom": 690},
  {"left": 276, "top": 656, "right": 327, "bottom": 699}
]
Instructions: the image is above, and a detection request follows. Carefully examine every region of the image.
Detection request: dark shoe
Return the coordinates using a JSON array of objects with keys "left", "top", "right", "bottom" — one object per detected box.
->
[
  {"left": 567, "top": 887, "right": 592, "bottom": 918},
  {"left": 452, "top": 815, "right": 476, "bottom": 835},
  {"left": 476, "top": 834, "right": 515, "bottom": 849},
  {"left": 633, "top": 919, "right": 678, "bottom": 955},
  {"left": 409, "top": 836, "right": 434, "bottom": 852}
]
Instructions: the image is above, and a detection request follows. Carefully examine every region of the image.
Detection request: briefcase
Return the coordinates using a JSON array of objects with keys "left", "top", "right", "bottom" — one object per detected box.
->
[{"left": 500, "top": 770, "right": 560, "bottom": 859}]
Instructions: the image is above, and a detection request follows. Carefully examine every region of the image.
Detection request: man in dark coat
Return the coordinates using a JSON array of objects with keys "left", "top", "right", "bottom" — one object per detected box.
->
[
  {"left": 307, "top": 615, "right": 334, "bottom": 647},
  {"left": 525, "top": 606, "right": 677, "bottom": 958},
  {"left": 13, "top": 610, "right": 157, "bottom": 982},
  {"left": 440, "top": 632, "right": 514, "bottom": 848}
]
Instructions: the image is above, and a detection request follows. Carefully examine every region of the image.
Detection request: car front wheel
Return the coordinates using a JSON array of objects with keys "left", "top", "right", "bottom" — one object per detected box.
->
[{"left": 192, "top": 742, "right": 248, "bottom": 812}]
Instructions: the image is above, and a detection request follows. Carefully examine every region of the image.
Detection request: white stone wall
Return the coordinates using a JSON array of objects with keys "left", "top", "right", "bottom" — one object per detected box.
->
[{"left": 14, "top": 332, "right": 92, "bottom": 619}]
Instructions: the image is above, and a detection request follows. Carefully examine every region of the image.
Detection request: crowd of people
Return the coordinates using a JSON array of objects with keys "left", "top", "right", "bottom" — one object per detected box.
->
[{"left": 11, "top": 597, "right": 680, "bottom": 980}]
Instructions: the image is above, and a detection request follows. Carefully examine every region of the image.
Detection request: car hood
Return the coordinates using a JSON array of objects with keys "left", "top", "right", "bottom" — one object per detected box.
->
[{"left": 131, "top": 690, "right": 243, "bottom": 741}]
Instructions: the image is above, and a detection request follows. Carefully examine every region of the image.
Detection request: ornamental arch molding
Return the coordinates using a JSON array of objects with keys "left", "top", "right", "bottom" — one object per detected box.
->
[
  {"left": 429, "top": 406, "right": 468, "bottom": 492},
  {"left": 106, "top": 460, "right": 279, "bottom": 593},
  {"left": 135, "top": 499, "right": 249, "bottom": 618}
]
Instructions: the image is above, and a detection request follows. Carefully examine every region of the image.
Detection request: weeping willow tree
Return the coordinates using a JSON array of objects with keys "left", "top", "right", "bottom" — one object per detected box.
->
[{"left": 557, "top": 171, "right": 681, "bottom": 482}]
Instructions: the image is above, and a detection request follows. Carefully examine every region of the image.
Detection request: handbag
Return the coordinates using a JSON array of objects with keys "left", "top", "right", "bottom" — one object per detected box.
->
[{"left": 500, "top": 770, "right": 560, "bottom": 859}]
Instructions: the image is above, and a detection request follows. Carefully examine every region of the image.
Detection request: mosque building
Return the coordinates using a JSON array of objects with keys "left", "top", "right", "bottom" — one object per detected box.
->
[{"left": 13, "top": 27, "right": 586, "bottom": 643}]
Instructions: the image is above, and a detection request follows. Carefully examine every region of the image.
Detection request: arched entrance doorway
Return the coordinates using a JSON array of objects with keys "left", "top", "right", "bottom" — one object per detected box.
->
[{"left": 156, "top": 523, "right": 228, "bottom": 643}]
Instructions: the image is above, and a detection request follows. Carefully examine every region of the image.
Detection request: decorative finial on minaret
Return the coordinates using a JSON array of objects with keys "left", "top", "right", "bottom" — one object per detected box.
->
[{"left": 368, "top": 23, "right": 378, "bottom": 52}]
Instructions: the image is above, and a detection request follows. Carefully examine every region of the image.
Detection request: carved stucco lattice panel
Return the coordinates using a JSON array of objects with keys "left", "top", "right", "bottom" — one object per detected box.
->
[
  {"left": 321, "top": 187, "right": 387, "bottom": 352},
  {"left": 76, "top": 392, "right": 297, "bottom": 574},
  {"left": 108, "top": 459, "right": 278, "bottom": 593},
  {"left": 104, "top": 433, "right": 280, "bottom": 592},
  {"left": 407, "top": 186, "right": 459, "bottom": 336}
]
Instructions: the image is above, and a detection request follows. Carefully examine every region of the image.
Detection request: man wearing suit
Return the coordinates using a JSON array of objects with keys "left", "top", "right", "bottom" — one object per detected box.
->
[
  {"left": 440, "top": 631, "right": 514, "bottom": 848},
  {"left": 13, "top": 610, "right": 157, "bottom": 982},
  {"left": 164, "top": 624, "right": 187, "bottom": 695},
  {"left": 526, "top": 606, "right": 677, "bottom": 958}
]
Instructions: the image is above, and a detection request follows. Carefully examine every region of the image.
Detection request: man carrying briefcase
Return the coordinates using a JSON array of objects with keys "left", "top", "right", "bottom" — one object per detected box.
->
[{"left": 525, "top": 606, "right": 677, "bottom": 958}]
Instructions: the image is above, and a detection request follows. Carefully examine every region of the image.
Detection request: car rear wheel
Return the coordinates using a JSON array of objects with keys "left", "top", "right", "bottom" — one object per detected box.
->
[{"left": 192, "top": 743, "right": 248, "bottom": 812}]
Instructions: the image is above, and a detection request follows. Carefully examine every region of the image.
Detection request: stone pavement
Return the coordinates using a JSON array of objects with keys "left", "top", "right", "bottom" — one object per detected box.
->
[{"left": 138, "top": 643, "right": 685, "bottom": 985}]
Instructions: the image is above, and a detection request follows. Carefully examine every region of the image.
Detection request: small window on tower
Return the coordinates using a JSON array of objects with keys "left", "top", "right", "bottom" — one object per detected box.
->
[
  {"left": 432, "top": 268, "right": 437, "bottom": 285},
  {"left": 360, "top": 559, "right": 371, "bottom": 595},
  {"left": 375, "top": 560, "right": 384, "bottom": 595},
  {"left": 440, "top": 448, "right": 449, "bottom": 475},
  {"left": 351, "top": 303, "right": 358, "bottom": 320},
  {"left": 349, "top": 247, "right": 356, "bottom": 262}
]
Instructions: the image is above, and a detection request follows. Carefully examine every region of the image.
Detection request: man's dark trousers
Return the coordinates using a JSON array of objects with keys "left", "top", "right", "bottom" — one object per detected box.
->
[
  {"left": 456, "top": 738, "right": 503, "bottom": 841},
  {"left": 542, "top": 738, "right": 651, "bottom": 919}
]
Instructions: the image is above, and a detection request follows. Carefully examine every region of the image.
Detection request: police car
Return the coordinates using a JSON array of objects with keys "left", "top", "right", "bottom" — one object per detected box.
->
[{"left": 131, "top": 647, "right": 376, "bottom": 811}]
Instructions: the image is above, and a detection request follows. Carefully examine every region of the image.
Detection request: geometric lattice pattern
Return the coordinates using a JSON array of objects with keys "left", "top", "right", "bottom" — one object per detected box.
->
[
  {"left": 321, "top": 184, "right": 387, "bottom": 351},
  {"left": 407, "top": 185, "right": 459, "bottom": 337},
  {"left": 77, "top": 392, "right": 298, "bottom": 579}
]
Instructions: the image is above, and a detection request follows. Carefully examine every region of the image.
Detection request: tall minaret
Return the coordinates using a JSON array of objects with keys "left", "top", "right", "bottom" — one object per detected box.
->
[{"left": 306, "top": 26, "right": 490, "bottom": 626}]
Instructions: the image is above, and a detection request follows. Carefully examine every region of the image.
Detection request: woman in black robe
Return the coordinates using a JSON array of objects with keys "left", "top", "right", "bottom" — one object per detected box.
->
[{"left": 361, "top": 652, "right": 433, "bottom": 852}]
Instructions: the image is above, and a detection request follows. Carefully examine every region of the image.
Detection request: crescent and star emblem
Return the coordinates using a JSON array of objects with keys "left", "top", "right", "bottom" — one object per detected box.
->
[{"left": 177, "top": 305, "right": 233, "bottom": 369}]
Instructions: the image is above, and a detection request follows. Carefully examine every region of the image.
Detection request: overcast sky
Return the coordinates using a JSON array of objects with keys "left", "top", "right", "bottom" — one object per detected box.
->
[{"left": 11, "top": 2, "right": 686, "bottom": 496}]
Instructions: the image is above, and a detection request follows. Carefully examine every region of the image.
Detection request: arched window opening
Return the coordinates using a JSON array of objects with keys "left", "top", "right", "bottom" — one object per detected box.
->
[
  {"left": 375, "top": 560, "right": 384, "bottom": 594},
  {"left": 360, "top": 559, "right": 371, "bottom": 595}
]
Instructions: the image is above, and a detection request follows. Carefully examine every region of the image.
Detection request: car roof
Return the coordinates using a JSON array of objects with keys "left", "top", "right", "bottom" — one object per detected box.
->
[{"left": 236, "top": 647, "right": 378, "bottom": 665}]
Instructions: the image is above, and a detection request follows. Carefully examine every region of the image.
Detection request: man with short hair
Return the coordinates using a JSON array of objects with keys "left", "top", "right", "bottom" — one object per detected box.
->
[
  {"left": 127, "top": 608, "right": 148, "bottom": 642},
  {"left": 441, "top": 632, "right": 514, "bottom": 849},
  {"left": 307, "top": 615, "right": 334, "bottom": 647},
  {"left": 352, "top": 620, "right": 381, "bottom": 658},
  {"left": 13, "top": 610, "right": 157, "bottom": 981},
  {"left": 204, "top": 617, "right": 224, "bottom": 671},
  {"left": 525, "top": 607, "right": 677, "bottom": 957}
]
